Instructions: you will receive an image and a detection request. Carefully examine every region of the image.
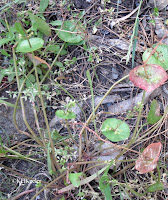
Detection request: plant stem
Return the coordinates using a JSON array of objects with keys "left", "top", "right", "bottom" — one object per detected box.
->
[
  {"left": 40, "top": 42, "right": 65, "bottom": 85},
  {"left": 136, "top": 106, "right": 168, "bottom": 142},
  {"left": 157, "top": 164, "right": 161, "bottom": 182},
  {"left": 113, "top": 90, "right": 146, "bottom": 173},
  {"left": 12, "top": 47, "right": 44, "bottom": 145},
  {"left": 121, "top": 183, "right": 147, "bottom": 197},
  {"left": 32, "top": 52, "right": 61, "bottom": 171},
  {"left": 131, "top": 90, "right": 146, "bottom": 142},
  {"left": 149, "top": 171, "right": 157, "bottom": 182},
  {"left": 65, "top": 119, "right": 78, "bottom": 147},
  {"left": 77, "top": 74, "right": 129, "bottom": 170}
]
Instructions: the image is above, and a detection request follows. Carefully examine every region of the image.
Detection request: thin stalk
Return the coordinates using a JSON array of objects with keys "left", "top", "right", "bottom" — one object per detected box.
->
[
  {"left": 136, "top": 106, "right": 168, "bottom": 142},
  {"left": 32, "top": 101, "right": 46, "bottom": 148},
  {"left": 135, "top": 122, "right": 148, "bottom": 139},
  {"left": 32, "top": 52, "right": 61, "bottom": 171},
  {"left": 126, "top": 0, "right": 143, "bottom": 64},
  {"left": 157, "top": 164, "right": 161, "bottom": 182},
  {"left": 40, "top": 42, "right": 65, "bottom": 85},
  {"left": 30, "top": 171, "right": 67, "bottom": 200},
  {"left": 113, "top": 162, "right": 135, "bottom": 177},
  {"left": 149, "top": 171, "right": 157, "bottom": 182},
  {"left": 55, "top": 81, "right": 86, "bottom": 120},
  {"left": 86, "top": 70, "right": 97, "bottom": 131},
  {"left": 12, "top": 48, "right": 44, "bottom": 146},
  {"left": 77, "top": 75, "right": 129, "bottom": 169},
  {"left": 112, "top": 90, "right": 146, "bottom": 173},
  {"left": 65, "top": 119, "right": 78, "bottom": 147},
  {"left": 131, "top": 90, "right": 146, "bottom": 142},
  {"left": 121, "top": 183, "right": 147, "bottom": 197}
]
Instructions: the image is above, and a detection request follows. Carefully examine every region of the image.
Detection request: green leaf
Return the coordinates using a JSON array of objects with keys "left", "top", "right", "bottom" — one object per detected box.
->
[
  {"left": 55, "top": 61, "right": 63, "bottom": 68},
  {"left": 47, "top": 142, "right": 53, "bottom": 175},
  {"left": 0, "top": 74, "right": 4, "bottom": 83},
  {"left": 26, "top": 80, "right": 32, "bottom": 88},
  {"left": 101, "top": 118, "right": 130, "bottom": 142},
  {"left": 69, "top": 173, "right": 82, "bottom": 187},
  {"left": 56, "top": 20, "right": 84, "bottom": 43},
  {"left": 147, "top": 182, "right": 164, "bottom": 192},
  {"left": 55, "top": 110, "right": 76, "bottom": 119},
  {"left": 147, "top": 99, "right": 162, "bottom": 124},
  {"left": 0, "top": 98, "right": 20, "bottom": 108},
  {"left": 28, "top": 11, "right": 51, "bottom": 36},
  {"left": 51, "top": 130, "right": 64, "bottom": 140},
  {"left": 36, "top": 67, "right": 42, "bottom": 74},
  {"left": 46, "top": 44, "right": 67, "bottom": 55},
  {"left": 142, "top": 44, "right": 168, "bottom": 70},
  {"left": 16, "top": 38, "right": 44, "bottom": 52},
  {"left": 50, "top": 20, "right": 63, "bottom": 26},
  {"left": 39, "top": 0, "right": 49, "bottom": 12},
  {"left": 99, "top": 175, "right": 112, "bottom": 200},
  {"left": 0, "top": 37, "right": 12, "bottom": 45},
  {"left": 14, "top": 21, "right": 25, "bottom": 35},
  {"left": 0, "top": 49, "right": 10, "bottom": 56},
  {"left": 27, "top": 74, "right": 35, "bottom": 82},
  {"left": 47, "top": 44, "right": 60, "bottom": 53},
  {"left": 7, "top": 73, "right": 15, "bottom": 82}
]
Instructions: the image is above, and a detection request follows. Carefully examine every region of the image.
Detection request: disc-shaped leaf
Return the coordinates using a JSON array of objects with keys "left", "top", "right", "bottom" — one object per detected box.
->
[
  {"left": 56, "top": 21, "right": 84, "bottom": 43},
  {"left": 143, "top": 44, "right": 168, "bottom": 71},
  {"left": 16, "top": 38, "right": 44, "bottom": 52},
  {"left": 101, "top": 118, "right": 130, "bottom": 142},
  {"left": 135, "top": 142, "right": 162, "bottom": 174},
  {"left": 55, "top": 110, "right": 76, "bottom": 119},
  {"left": 129, "top": 64, "right": 168, "bottom": 92},
  {"left": 147, "top": 99, "right": 162, "bottom": 124}
]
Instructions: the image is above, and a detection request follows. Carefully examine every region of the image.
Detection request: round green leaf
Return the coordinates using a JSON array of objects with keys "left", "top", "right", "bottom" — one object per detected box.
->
[
  {"left": 55, "top": 110, "right": 76, "bottom": 119},
  {"left": 16, "top": 38, "right": 44, "bottom": 52},
  {"left": 101, "top": 118, "right": 130, "bottom": 142},
  {"left": 56, "top": 21, "right": 84, "bottom": 43}
]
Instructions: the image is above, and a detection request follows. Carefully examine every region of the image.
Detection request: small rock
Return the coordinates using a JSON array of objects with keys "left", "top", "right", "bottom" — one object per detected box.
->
[
  {"left": 111, "top": 67, "right": 119, "bottom": 80},
  {"left": 88, "top": 142, "right": 124, "bottom": 176},
  {"left": 94, "top": 94, "right": 119, "bottom": 107}
]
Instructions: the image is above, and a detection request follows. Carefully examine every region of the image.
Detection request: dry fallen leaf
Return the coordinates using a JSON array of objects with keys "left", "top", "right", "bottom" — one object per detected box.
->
[{"left": 26, "top": 53, "right": 51, "bottom": 70}]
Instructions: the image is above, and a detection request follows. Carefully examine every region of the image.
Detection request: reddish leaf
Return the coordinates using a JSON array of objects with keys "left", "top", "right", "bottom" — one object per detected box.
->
[
  {"left": 26, "top": 53, "right": 51, "bottom": 70},
  {"left": 135, "top": 142, "right": 162, "bottom": 174},
  {"left": 129, "top": 64, "right": 168, "bottom": 92}
]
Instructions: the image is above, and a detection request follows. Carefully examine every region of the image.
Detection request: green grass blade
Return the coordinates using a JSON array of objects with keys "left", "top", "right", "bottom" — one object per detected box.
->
[
  {"left": 86, "top": 70, "right": 97, "bottom": 130},
  {"left": 132, "top": 17, "right": 139, "bottom": 68},
  {"left": 126, "top": 0, "right": 143, "bottom": 64}
]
